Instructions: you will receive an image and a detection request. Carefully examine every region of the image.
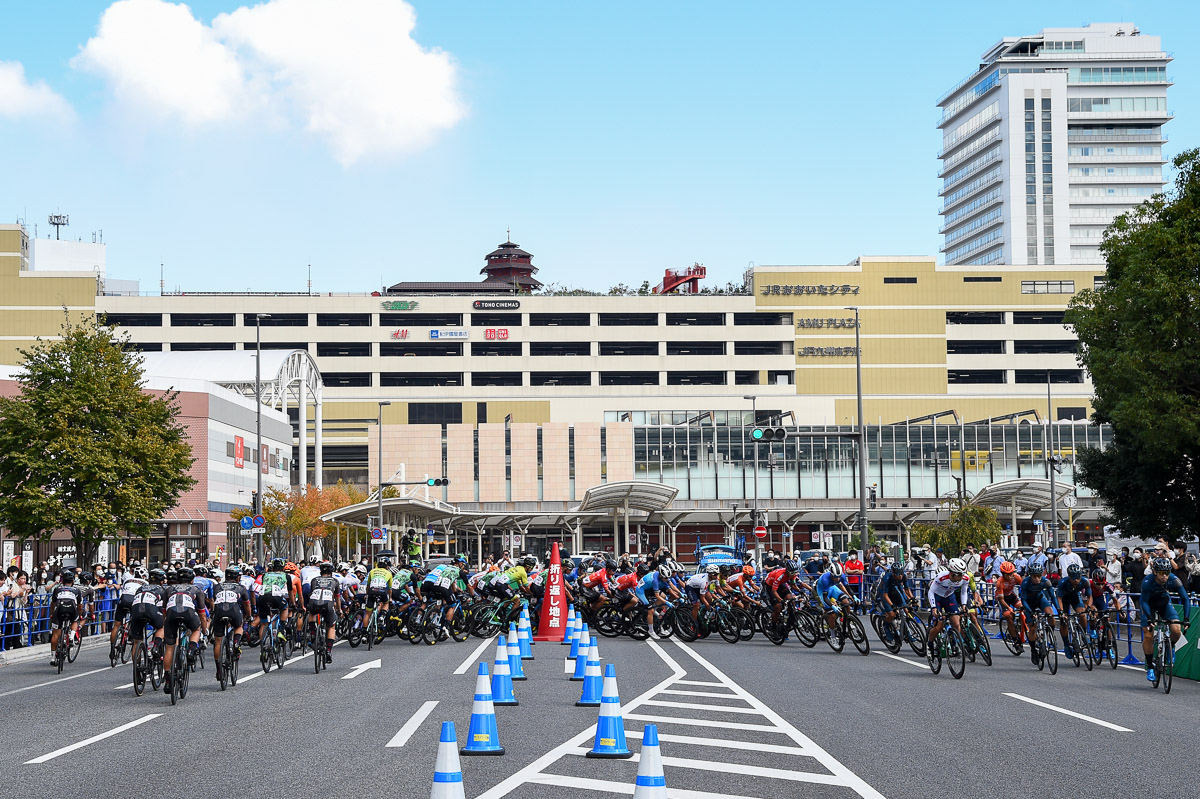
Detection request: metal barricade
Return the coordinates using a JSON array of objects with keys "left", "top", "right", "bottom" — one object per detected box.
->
[{"left": 0, "top": 585, "right": 120, "bottom": 652}]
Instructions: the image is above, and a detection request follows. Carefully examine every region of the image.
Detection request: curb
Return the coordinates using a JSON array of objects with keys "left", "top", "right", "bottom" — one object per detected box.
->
[{"left": 0, "top": 636, "right": 110, "bottom": 668}]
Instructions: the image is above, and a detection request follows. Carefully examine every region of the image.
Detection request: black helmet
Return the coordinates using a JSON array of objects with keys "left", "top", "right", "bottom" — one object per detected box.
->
[
  {"left": 319, "top": 561, "right": 334, "bottom": 575},
  {"left": 60, "top": 569, "right": 76, "bottom": 584},
  {"left": 1027, "top": 562, "right": 1045, "bottom": 576},
  {"left": 636, "top": 561, "right": 650, "bottom": 576},
  {"left": 718, "top": 564, "right": 732, "bottom": 576},
  {"left": 176, "top": 567, "right": 195, "bottom": 582},
  {"left": 1152, "top": 557, "right": 1173, "bottom": 574},
  {"left": 784, "top": 559, "right": 799, "bottom": 574},
  {"left": 891, "top": 561, "right": 905, "bottom": 575},
  {"left": 377, "top": 557, "right": 391, "bottom": 569},
  {"left": 193, "top": 565, "right": 208, "bottom": 578},
  {"left": 150, "top": 568, "right": 168, "bottom": 584},
  {"left": 604, "top": 557, "right": 618, "bottom": 572},
  {"left": 522, "top": 555, "right": 537, "bottom": 570},
  {"left": 270, "top": 558, "right": 285, "bottom": 571},
  {"left": 224, "top": 565, "right": 240, "bottom": 580},
  {"left": 1066, "top": 564, "right": 1083, "bottom": 579}
]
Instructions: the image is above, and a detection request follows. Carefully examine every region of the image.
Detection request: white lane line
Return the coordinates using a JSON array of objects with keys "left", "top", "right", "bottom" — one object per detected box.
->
[
  {"left": 25, "top": 714, "right": 161, "bottom": 764},
  {"left": 0, "top": 667, "right": 111, "bottom": 699},
  {"left": 564, "top": 748, "right": 842, "bottom": 785},
  {"left": 113, "top": 683, "right": 134, "bottom": 690},
  {"left": 641, "top": 699, "right": 765, "bottom": 715},
  {"left": 657, "top": 688, "right": 742, "bottom": 699},
  {"left": 623, "top": 731, "right": 810, "bottom": 756},
  {"left": 876, "top": 651, "right": 927, "bottom": 669},
  {"left": 1118, "top": 664, "right": 1143, "bottom": 672},
  {"left": 624, "top": 714, "right": 783, "bottom": 733},
  {"left": 238, "top": 641, "right": 342, "bottom": 683},
  {"left": 527, "top": 773, "right": 761, "bottom": 799},
  {"left": 674, "top": 679, "right": 724, "bottom": 687},
  {"left": 385, "top": 700, "right": 439, "bottom": 748},
  {"left": 1002, "top": 693, "right": 1133, "bottom": 732},
  {"left": 671, "top": 641, "right": 887, "bottom": 799},
  {"left": 453, "top": 634, "right": 496, "bottom": 675}
]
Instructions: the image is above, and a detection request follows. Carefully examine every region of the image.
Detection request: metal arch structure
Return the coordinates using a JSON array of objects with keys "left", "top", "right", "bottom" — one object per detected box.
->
[{"left": 217, "top": 349, "right": 325, "bottom": 488}]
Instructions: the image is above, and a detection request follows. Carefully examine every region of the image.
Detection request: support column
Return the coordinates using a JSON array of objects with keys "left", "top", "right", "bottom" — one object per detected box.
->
[
  {"left": 314, "top": 393, "right": 323, "bottom": 489},
  {"left": 622, "top": 500, "right": 630, "bottom": 557},
  {"left": 298, "top": 382, "right": 308, "bottom": 488}
]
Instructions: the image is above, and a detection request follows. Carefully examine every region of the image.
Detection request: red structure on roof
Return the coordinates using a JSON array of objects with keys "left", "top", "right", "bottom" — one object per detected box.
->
[{"left": 653, "top": 264, "right": 706, "bottom": 294}]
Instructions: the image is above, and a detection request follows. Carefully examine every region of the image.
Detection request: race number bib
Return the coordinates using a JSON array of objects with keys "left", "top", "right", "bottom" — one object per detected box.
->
[
  {"left": 215, "top": 590, "right": 240, "bottom": 605},
  {"left": 370, "top": 577, "right": 388, "bottom": 589},
  {"left": 173, "top": 594, "right": 196, "bottom": 609},
  {"left": 313, "top": 588, "right": 333, "bottom": 602},
  {"left": 270, "top": 585, "right": 286, "bottom": 597},
  {"left": 438, "top": 576, "right": 453, "bottom": 589}
]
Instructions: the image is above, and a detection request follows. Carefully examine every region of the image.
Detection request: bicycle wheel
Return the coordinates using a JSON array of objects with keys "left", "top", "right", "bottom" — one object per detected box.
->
[
  {"left": 879, "top": 616, "right": 902, "bottom": 654},
  {"left": 260, "top": 634, "right": 273, "bottom": 673},
  {"left": 149, "top": 643, "right": 162, "bottom": 690},
  {"left": 1162, "top": 634, "right": 1174, "bottom": 694},
  {"left": 1043, "top": 625, "right": 1059, "bottom": 675},
  {"left": 1075, "top": 622, "right": 1093, "bottom": 671},
  {"left": 228, "top": 642, "right": 239, "bottom": 686},
  {"left": 654, "top": 606, "right": 676, "bottom": 639},
  {"left": 825, "top": 615, "right": 845, "bottom": 653},
  {"left": 905, "top": 616, "right": 927, "bottom": 657},
  {"left": 178, "top": 645, "right": 190, "bottom": 700},
  {"left": 1102, "top": 625, "right": 1119, "bottom": 670},
  {"left": 674, "top": 609, "right": 699, "bottom": 643},
  {"left": 217, "top": 634, "right": 228, "bottom": 690},
  {"left": 627, "top": 614, "right": 651, "bottom": 641},
  {"left": 963, "top": 624, "right": 976, "bottom": 664},
  {"left": 448, "top": 611, "right": 471, "bottom": 643},
  {"left": 793, "top": 612, "right": 818, "bottom": 648},
  {"left": 120, "top": 626, "right": 131, "bottom": 664},
  {"left": 735, "top": 608, "right": 756, "bottom": 641},
  {"left": 946, "top": 629, "right": 966, "bottom": 680},
  {"left": 846, "top": 615, "right": 870, "bottom": 655},
  {"left": 594, "top": 605, "right": 622, "bottom": 638},
  {"left": 716, "top": 609, "right": 741, "bottom": 644},
  {"left": 926, "top": 633, "right": 942, "bottom": 674},
  {"left": 69, "top": 628, "right": 82, "bottom": 662},
  {"left": 313, "top": 627, "right": 323, "bottom": 673},
  {"left": 1001, "top": 617, "right": 1022, "bottom": 655},
  {"left": 1066, "top": 623, "right": 1081, "bottom": 668},
  {"left": 974, "top": 622, "right": 992, "bottom": 666},
  {"left": 132, "top": 640, "right": 147, "bottom": 697},
  {"left": 56, "top": 636, "right": 66, "bottom": 673}
]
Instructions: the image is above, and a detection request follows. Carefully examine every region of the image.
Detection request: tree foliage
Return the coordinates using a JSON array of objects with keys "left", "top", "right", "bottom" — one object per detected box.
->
[
  {"left": 230, "top": 480, "right": 368, "bottom": 554},
  {"left": 911, "top": 502, "right": 1002, "bottom": 555},
  {"left": 1066, "top": 148, "right": 1200, "bottom": 540},
  {"left": 0, "top": 317, "right": 196, "bottom": 564}
]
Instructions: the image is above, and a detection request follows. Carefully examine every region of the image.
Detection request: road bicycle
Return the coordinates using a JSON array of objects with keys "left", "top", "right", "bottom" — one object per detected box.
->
[
  {"left": 214, "top": 618, "right": 239, "bottom": 690},
  {"left": 259, "top": 610, "right": 286, "bottom": 673},
  {"left": 961, "top": 607, "right": 992, "bottom": 666},
  {"left": 306, "top": 616, "right": 327, "bottom": 673},
  {"left": 1063, "top": 611, "right": 1094, "bottom": 671},
  {"left": 925, "top": 613, "right": 966, "bottom": 679},
  {"left": 1146, "top": 615, "right": 1178, "bottom": 694},
  {"left": 874, "top": 603, "right": 925, "bottom": 657},
  {"left": 414, "top": 597, "right": 470, "bottom": 645},
  {"left": 168, "top": 621, "right": 191, "bottom": 706},
  {"left": 818, "top": 600, "right": 870, "bottom": 655},
  {"left": 1029, "top": 610, "right": 1059, "bottom": 675},
  {"left": 594, "top": 602, "right": 652, "bottom": 640},
  {"left": 999, "top": 602, "right": 1027, "bottom": 656},
  {"left": 131, "top": 624, "right": 162, "bottom": 697},
  {"left": 1086, "top": 607, "right": 1119, "bottom": 670},
  {"left": 110, "top": 618, "right": 132, "bottom": 667}
]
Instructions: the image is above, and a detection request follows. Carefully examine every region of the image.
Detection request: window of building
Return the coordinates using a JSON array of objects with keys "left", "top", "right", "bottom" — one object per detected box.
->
[
  {"left": 256, "top": 341, "right": 308, "bottom": 350},
  {"left": 477, "top": 402, "right": 487, "bottom": 423},
  {"left": 380, "top": 342, "right": 462, "bottom": 357},
  {"left": 471, "top": 341, "right": 522, "bottom": 356},
  {"left": 733, "top": 341, "right": 792, "bottom": 355},
  {"left": 380, "top": 372, "right": 463, "bottom": 387},
  {"left": 1093, "top": 276, "right": 1107, "bottom": 290},
  {"left": 1013, "top": 340, "right": 1077, "bottom": 354},
  {"left": 1013, "top": 311, "right": 1066, "bottom": 325},
  {"left": 947, "top": 340, "right": 1005, "bottom": 355},
  {"left": 1057, "top": 406, "right": 1088, "bottom": 421},
  {"left": 600, "top": 371, "right": 659, "bottom": 386},
  {"left": 407, "top": 403, "right": 463, "bottom": 425},
  {"left": 599, "top": 341, "right": 658, "bottom": 356},
  {"left": 666, "top": 341, "right": 725, "bottom": 356},
  {"left": 734, "top": 370, "right": 760, "bottom": 385},
  {"left": 317, "top": 342, "right": 371, "bottom": 357},
  {"left": 529, "top": 341, "right": 590, "bottom": 356},
  {"left": 529, "top": 313, "right": 589, "bottom": 326},
  {"left": 471, "top": 372, "right": 522, "bottom": 387},
  {"left": 322, "top": 372, "right": 372, "bottom": 387},
  {"left": 470, "top": 313, "right": 520, "bottom": 326},
  {"left": 381, "top": 312, "right": 462, "bottom": 326},
  {"left": 102, "top": 313, "right": 162, "bottom": 327},
  {"left": 667, "top": 371, "right": 726, "bottom": 385},
  {"left": 242, "top": 313, "right": 307, "bottom": 326},
  {"left": 1068, "top": 96, "right": 1168, "bottom": 113},
  {"left": 666, "top": 312, "right": 724, "bottom": 326},
  {"left": 170, "top": 342, "right": 236, "bottom": 351},
  {"left": 1015, "top": 369, "right": 1084, "bottom": 384},
  {"left": 946, "top": 311, "right": 1004, "bottom": 325},
  {"left": 947, "top": 369, "right": 1006, "bottom": 384},
  {"left": 883, "top": 277, "right": 917, "bottom": 284},
  {"left": 767, "top": 370, "right": 794, "bottom": 385},
  {"left": 122, "top": 342, "right": 162, "bottom": 352},
  {"left": 530, "top": 371, "right": 590, "bottom": 386},
  {"left": 171, "top": 313, "right": 235, "bottom": 327},
  {"left": 317, "top": 313, "right": 370, "bottom": 327},
  {"left": 962, "top": 276, "right": 1002, "bottom": 283},
  {"left": 734, "top": 312, "right": 793, "bottom": 326},
  {"left": 598, "top": 313, "right": 658, "bottom": 326},
  {"left": 1021, "top": 281, "right": 1075, "bottom": 294}
]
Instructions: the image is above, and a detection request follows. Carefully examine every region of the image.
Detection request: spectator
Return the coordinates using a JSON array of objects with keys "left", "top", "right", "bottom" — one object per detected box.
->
[
  {"left": 843, "top": 550, "right": 864, "bottom": 589},
  {"left": 803, "top": 555, "right": 823, "bottom": 576},
  {"left": 1012, "top": 550, "right": 1028, "bottom": 575},
  {"left": 1057, "top": 542, "right": 1083, "bottom": 576},
  {"left": 1027, "top": 542, "right": 1049, "bottom": 574},
  {"left": 2, "top": 570, "right": 31, "bottom": 648},
  {"left": 1185, "top": 553, "right": 1200, "bottom": 594},
  {"left": 1171, "top": 542, "right": 1189, "bottom": 585},
  {"left": 1085, "top": 544, "right": 1105, "bottom": 574},
  {"left": 1123, "top": 548, "right": 1144, "bottom": 591},
  {"left": 961, "top": 545, "right": 980, "bottom": 577},
  {"left": 983, "top": 551, "right": 1004, "bottom": 581},
  {"left": 924, "top": 549, "right": 941, "bottom": 580}
]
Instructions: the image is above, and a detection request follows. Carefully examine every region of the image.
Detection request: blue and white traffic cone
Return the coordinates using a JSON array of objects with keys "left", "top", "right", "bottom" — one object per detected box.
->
[
  {"left": 561, "top": 605, "right": 577, "bottom": 645},
  {"left": 517, "top": 609, "right": 534, "bottom": 658},
  {"left": 431, "top": 721, "right": 467, "bottom": 797},
  {"left": 507, "top": 624, "right": 527, "bottom": 680},
  {"left": 586, "top": 663, "right": 632, "bottom": 758},
  {"left": 576, "top": 639, "right": 602, "bottom": 706},
  {"left": 459, "top": 665, "right": 504, "bottom": 756},
  {"left": 570, "top": 626, "right": 591, "bottom": 681},
  {"left": 491, "top": 634, "right": 518, "bottom": 706},
  {"left": 565, "top": 619, "right": 583, "bottom": 673},
  {"left": 632, "top": 724, "right": 667, "bottom": 799}
]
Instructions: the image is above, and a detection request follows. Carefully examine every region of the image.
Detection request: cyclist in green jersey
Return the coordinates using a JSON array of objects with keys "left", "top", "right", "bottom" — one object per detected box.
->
[
  {"left": 364, "top": 558, "right": 394, "bottom": 622},
  {"left": 255, "top": 558, "right": 290, "bottom": 640}
]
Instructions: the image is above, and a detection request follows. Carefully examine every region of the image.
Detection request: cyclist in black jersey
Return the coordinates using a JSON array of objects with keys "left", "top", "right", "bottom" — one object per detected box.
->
[
  {"left": 306, "top": 562, "right": 343, "bottom": 664},
  {"left": 129, "top": 569, "right": 171, "bottom": 660},
  {"left": 211, "top": 565, "right": 252, "bottom": 676},
  {"left": 162, "top": 568, "right": 208, "bottom": 695},
  {"left": 48, "top": 571, "right": 83, "bottom": 668}
]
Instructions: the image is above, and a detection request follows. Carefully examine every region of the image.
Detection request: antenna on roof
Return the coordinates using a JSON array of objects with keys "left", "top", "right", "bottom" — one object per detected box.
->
[
  {"left": 48, "top": 213, "right": 68, "bottom": 240},
  {"left": 506, "top": 226, "right": 511, "bottom": 243},
  {"left": 307, "top": 263, "right": 312, "bottom": 296},
  {"left": 160, "top": 262, "right": 165, "bottom": 296}
]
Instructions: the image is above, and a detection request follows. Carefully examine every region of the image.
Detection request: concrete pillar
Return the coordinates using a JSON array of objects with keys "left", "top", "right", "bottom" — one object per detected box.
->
[
  {"left": 298, "top": 381, "right": 308, "bottom": 488},
  {"left": 314, "top": 395, "right": 323, "bottom": 489}
]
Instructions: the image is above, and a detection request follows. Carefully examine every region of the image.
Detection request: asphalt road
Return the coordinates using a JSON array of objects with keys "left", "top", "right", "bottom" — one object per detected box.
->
[{"left": 1, "top": 621, "right": 1194, "bottom": 799}]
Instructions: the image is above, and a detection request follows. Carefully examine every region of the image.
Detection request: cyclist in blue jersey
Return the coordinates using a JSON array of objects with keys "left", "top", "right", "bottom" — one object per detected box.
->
[
  {"left": 1140, "top": 556, "right": 1191, "bottom": 683},
  {"left": 815, "top": 566, "right": 855, "bottom": 634},
  {"left": 1019, "top": 562, "right": 1056, "bottom": 665},
  {"left": 1054, "top": 564, "right": 1092, "bottom": 659},
  {"left": 637, "top": 564, "right": 679, "bottom": 637},
  {"left": 878, "top": 561, "right": 915, "bottom": 629}
]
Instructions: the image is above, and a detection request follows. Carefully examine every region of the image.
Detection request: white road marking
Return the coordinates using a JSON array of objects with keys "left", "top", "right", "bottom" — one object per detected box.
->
[
  {"left": 113, "top": 683, "right": 133, "bottom": 690},
  {"left": 565, "top": 748, "right": 841, "bottom": 784},
  {"left": 526, "top": 773, "right": 764, "bottom": 799},
  {"left": 25, "top": 714, "right": 161, "bottom": 764},
  {"left": 0, "top": 667, "right": 111, "bottom": 699},
  {"left": 645, "top": 732, "right": 811, "bottom": 756},
  {"left": 657, "top": 688, "right": 741, "bottom": 699},
  {"left": 385, "top": 700, "right": 439, "bottom": 747},
  {"left": 876, "top": 651, "right": 927, "bottom": 669},
  {"left": 1003, "top": 693, "right": 1133, "bottom": 732},
  {"left": 641, "top": 698, "right": 764, "bottom": 715},
  {"left": 342, "top": 658, "right": 381, "bottom": 679},
  {"left": 624, "top": 713, "right": 785, "bottom": 732},
  {"left": 673, "top": 678, "right": 724, "bottom": 687},
  {"left": 238, "top": 642, "right": 339, "bottom": 683},
  {"left": 453, "top": 634, "right": 496, "bottom": 675}
]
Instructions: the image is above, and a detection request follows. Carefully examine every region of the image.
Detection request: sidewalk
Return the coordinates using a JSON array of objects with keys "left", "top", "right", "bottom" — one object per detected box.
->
[{"left": 0, "top": 636, "right": 109, "bottom": 668}]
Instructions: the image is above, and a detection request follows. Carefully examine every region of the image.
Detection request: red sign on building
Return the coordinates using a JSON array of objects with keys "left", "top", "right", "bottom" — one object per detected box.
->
[
  {"left": 484, "top": 328, "right": 509, "bottom": 340},
  {"left": 234, "top": 435, "right": 244, "bottom": 469},
  {"left": 390, "top": 329, "right": 409, "bottom": 339}
]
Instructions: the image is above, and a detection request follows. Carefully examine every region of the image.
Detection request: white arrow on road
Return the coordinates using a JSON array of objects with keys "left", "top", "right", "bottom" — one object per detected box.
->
[{"left": 342, "top": 659, "right": 381, "bottom": 680}]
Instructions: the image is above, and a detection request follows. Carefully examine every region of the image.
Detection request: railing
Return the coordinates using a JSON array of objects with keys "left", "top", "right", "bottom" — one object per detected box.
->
[
  {"left": 1066, "top": 133, "right": 1166, "bottom": 143},
  {"left": 0, "top": 586, "right": 120, "bottom": 652}
]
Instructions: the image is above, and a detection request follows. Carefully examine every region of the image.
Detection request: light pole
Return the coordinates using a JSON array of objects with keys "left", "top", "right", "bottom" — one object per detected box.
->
[
  {"left": 1046, "top": 370, "right": 1058, "bottom": 546},
  {"left": 254, "top": 313, "right": 269, "bottom": 561},
  {"left": 377, "top": 401, "right": 391, "bottom": 553},
  {"left": 846, "top": 307, "right": 869, "bottom": 556},
  {"left": 742, "top": 395, "right": 758, "bottom": 560}
]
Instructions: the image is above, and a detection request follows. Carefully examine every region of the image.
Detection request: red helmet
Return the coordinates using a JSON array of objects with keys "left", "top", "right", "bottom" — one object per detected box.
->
[{"left": 999, "top": 560, "right": 1015, "bottom": 575}]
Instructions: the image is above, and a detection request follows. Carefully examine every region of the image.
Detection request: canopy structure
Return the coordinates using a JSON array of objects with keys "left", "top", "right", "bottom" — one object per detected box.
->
[
  {"left": 138, "top": 349, "right": 324, "bottom": 487},
  {"left": 971, "top": 478, "right": 1076, "bottom": 512},
  {"left": 577, "top": 480, "right": 679, "bottom": 513}
]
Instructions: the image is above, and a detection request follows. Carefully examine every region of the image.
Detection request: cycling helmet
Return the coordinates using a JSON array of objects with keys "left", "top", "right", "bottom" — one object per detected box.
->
[
  {"left": 718, "top": 564, "right": 732, "bottom": 576},
  {"left": 176, "top": 567, "right": 194, "bottom": 581},
  {"left": 1151, "top": 557, "right": 1173, "bottom": 574},
  {"left": 1026, "top": 562, "right": 1045, "bottom": 576},
  {"left": 891, "top": 561, "right": 906, "bottom": 575},
  {"left": 706, "top": 564, "right": 720, "bottom": 575},
  {"left": 521, "top": 555, "right": 536, "bottom": 570},
  {"left": 132, "top": 565, "right": 149, "bottom": 580},
  {"left": 337, "top": 562, "right": 349, "bottom": 572},
  {"left": 657, "top": 564, "right": 672, "bottom": 580},
  {"left": 604, "top": 557, "right": 619, "bottom": 573},
  {"left": 999, "top": 560, "right": 1016, "bottom": 575},
  {"left": 376, "top": 557, "right": 391, "bottom": 569},
  {"left": 319, "top": 561, "right": 334, "bottom": 575},
  {"left": 60, "top": 570, "right": 76, "bottom": 584},
  {"left": 309, "top": 556, "right": 320, "bottom": 565},
  {"left": 784, "top": 559, "right": 799, "bottom": 574},
  {"left": 636, "top": 562, "right": 650, "bottom": 576},
  {"left": 149, "top": 568, "right": 168, "bottom": 584},
  {"left": 270, "top": 557, "right": 285, "bottom": 571},
  {"left": 354, "top": 564, "right": 367, "bottom": 576},
  {"left": 742, "top": 565, "right": 755, "bottom": 577},
  {"left": 410, "top": 562, "right": 424, "bottom": 575},
  {"left": 948, "top": 557, "right": 967, "bottom": 575},
  {"left": 284, "top": 561, "right": 298, "bottom": 574},
  {"left": 1066, "top": 564, "right": 1083, "bottom": 579},
  {"left": 1092, "top": 569, "right": 1107, "bottom": 583},
  {"left": 224, "top": 565, "right": 240, "bottom": 580}
]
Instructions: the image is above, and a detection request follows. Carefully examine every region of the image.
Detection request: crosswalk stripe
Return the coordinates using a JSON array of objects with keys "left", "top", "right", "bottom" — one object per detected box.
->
[
  {"left": 624, "top": 713, "right": 785, "bottom": 732},
  {"left": 527, "top": 773, "right": 765, "bottom": 799},
  {"left": 631, "top": 731, "right": 812, "bottom": 757},
  {"left": 642, "top": 699, "right": 766, "bottom": 715},
  {"left": 657, "top": 688, "right": 743, "bottom": 699},
  {"left": 564, "top": 748, "right": 842, "bottom": 784},
  {"left": 674, "top": 679, "right": 725, "bottom": 687}
]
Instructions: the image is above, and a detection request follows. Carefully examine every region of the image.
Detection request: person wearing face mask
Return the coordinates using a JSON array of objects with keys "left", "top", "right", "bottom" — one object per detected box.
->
[
  {"left": 1123, "top": 548, "right": 1144, "bottom": 593},
  {"left": 1085, "top": 544, "right": 1105, "bottom": 574},
  {"left": 1056, "top": 542, "right": 1083, "bottom": 578},
  {"left": 1027, "top": 543, "right": 1048, "bottom": 574}
]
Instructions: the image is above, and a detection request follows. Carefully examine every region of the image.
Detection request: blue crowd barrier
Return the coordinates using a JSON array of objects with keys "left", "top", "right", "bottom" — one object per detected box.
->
[{"left": 0, "top": 586, "right": 120, "bottom": 653}]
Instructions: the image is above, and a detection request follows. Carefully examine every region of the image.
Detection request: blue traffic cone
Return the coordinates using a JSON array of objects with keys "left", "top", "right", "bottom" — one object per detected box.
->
[
  {"left": 507, "top": 624, "right": 526, "bottom": 680},
  {"left": 576, "top": 639, "right": 602, "bottom": 706},
  {"left": 460, "top": 664, "right": 504, "bottom": 756},
  {"left": 586, "top": 663, "right": 632, "bottom": 758},
  {"left": 432, "top": 721, "right": 467, "bottom": 797},
  {"left": 632, "top": 725, "right": 667, "bottom": 798},
  {"left": 491, "top": 635, "right": 518, "bottom": 706},
  {"left": 517, "top": 609, "right": 534, "bottom": 658},
  {"left": 561, "top": 605, "right": 577, "bottom": 645},
  {"left": 571, "top": 626, "right": 591, "bottom": 681},
  {"left": 568, "top": 620, "right": 585, "bottom": 660}
]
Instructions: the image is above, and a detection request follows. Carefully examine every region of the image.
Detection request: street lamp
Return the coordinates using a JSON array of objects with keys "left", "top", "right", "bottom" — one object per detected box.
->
[
  {"left": 742, "top": 395, "right": 758, "bottom": 558},
  {"left": 845, "top": 307, "right": 869, "bottom": 556},
  {"left": 1046, "top": 369, "right": 1058, "bottom": 546},
  {"left": 378, "top": 401, "right": 391, "bottom": 550},
  {"left": 254, "top": 313, "right": 270, "bottom": 561}
]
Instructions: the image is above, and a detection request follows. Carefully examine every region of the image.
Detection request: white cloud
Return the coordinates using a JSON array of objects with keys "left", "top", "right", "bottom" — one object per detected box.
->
[
  {"left": 0, "top": 61, "right": 74, "bottom": 121},
  {"left": 72, "top": 0, "right": 466, "bottom": 165}
]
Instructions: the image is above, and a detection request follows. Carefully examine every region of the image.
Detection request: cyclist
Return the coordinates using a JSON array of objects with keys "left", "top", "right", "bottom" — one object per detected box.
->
[
  {"left": 283, "top": 561, "right": 305, "bottom": 622},
  {"left": 1140, "top": 556, "right": 1191, "bottom": 683},
  {"left": 162, "top": 567, "right": 207, "bottom": 695},
  {"left": 110, "top": 565, "right": 149, "bottom": 660},
  {"left": 496, "top": 555, "right": 535, "bottom": 618},
  {"left": 684, "top": 565, "right": 719, "bottom": 626},
  {"left": 994, "top": 560, "right": 1025, "bottom": 644},
  {"left": 878, "top": 560, "right": 915, "bottom": 632},
  {"left": 129, "top": 568, "right": 170, "bottom": 662},
  {"left": 391, "top": 561, "right": 423, "bottom": 617},
  {"left": 306, "top": 561, "right": 342, "bottom": 664},
  {"left": 765, "top": 560, "right": 811, "bottom": 629},
  {"left": 814, "top": 562, "right": 857, "bottom": 635},
  {"left": 48, "top": 570, "right": 83, "bottom": 668},
  {"left": 1055, "top": 563, "right": 1093, "bottom": 659},
  {"left": 1018, "top": 562, "right": 1056, "bottom": 665},
  {"left": 363, "top": 557, "right": 394, "bottom": 629},
  {"left": 926, "top": 558, "right": 970, "bottom": 650},
  {"left": 299, "top": 556, "right": 321, "bottom": 601},
  {"left": 422, "top": 557, "right": 465, "bottom": 632},
  {"left": 636, "top": 563, "right": 679, "bottom": 637},
  {"left": 579, "top": 558, "right": 615, "bottom": 614},
  {"left": 211, "top": 565, "right": 252, "bottom": 677},
  {"left": 724, "top": 564, "right": 756, "bottom": 609},
  {"left": 192, "top": 565, "right": 217, "bottom": 641},
  {"left": 255, "top": 558, "right": 291, "bottom": 642}
]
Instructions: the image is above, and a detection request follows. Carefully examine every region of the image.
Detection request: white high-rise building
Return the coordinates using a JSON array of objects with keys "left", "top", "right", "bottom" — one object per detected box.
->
[{"left": 938, "top": 23, "right": 1171, "bottom": 267}]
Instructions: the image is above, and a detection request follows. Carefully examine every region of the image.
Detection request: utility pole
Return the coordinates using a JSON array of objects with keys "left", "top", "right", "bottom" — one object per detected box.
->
[
  {"left": 847, "top": 307, "right": 869, "bottom": 555},
  {"left": 743, "top": 395, "right": 759, "bottom": 563},
  {"left": 1046, "top": 371, "right": 1058, "bottom": 546},
  {"left": 255, "top": 313, "right": 269, "bottom": 562},
  {"left": 378, "top": 401, "right": 391, "bottom": 553}
]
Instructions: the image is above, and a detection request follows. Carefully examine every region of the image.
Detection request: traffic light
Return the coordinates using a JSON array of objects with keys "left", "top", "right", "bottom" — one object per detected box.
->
[
  {"left": 868, "top": 485, "right": 877, "bottom": 509},
  {"left": 750, "top": 427, "right": 788, "bottom": 442},
  {"left": 426, "top": 477, "right": 450, "bottom": 487},
  {"left": 1049, "top": 455, "right": 1063, "bottom": 474},
  {"left": 251, "top": 490, "right": 258, "bottom": 514}
]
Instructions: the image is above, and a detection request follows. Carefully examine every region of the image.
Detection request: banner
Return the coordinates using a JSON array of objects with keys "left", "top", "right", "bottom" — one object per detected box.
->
[
  {"left": 1171, "top": 605, "right": 1200, "bottom": 682},
  {"left": 534, "top": 542, "right": 567, "bottom": 642}
]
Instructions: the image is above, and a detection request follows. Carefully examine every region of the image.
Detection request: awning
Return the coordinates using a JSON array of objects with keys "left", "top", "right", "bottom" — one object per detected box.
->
[
  {"left": 576, "top": 481, "right": 678, "bottom": 513},
  {"left": 971, "top": 478, "right": 1077, "bottom": 511}
]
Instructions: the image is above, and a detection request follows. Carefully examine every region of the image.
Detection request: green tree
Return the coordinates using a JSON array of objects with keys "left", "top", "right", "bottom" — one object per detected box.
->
[
  {"left": 911, "top": 502, "right": 1001, "bottom": 556},
  {"left": 0, "top": 317, "right": 196, "bottom": 565},
  {"left": 1066, "top": 148, "right": 1200, "bottom": 541}
]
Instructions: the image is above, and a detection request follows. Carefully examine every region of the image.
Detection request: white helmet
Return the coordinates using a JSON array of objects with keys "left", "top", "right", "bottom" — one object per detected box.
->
[
  {"left": 705, "top": 564, "right": 719, "bottom": 575},
  {"left": 658, "top": 564, "right": 672, "bottom": 580},
  {"left": 948, "top": 557, "right": 967, "bottom": 575}
]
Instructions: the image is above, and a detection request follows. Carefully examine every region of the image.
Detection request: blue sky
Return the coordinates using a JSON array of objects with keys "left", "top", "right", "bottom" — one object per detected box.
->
[{"left": 1, "top": 1, "right": 1197, "bottom": 293}]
